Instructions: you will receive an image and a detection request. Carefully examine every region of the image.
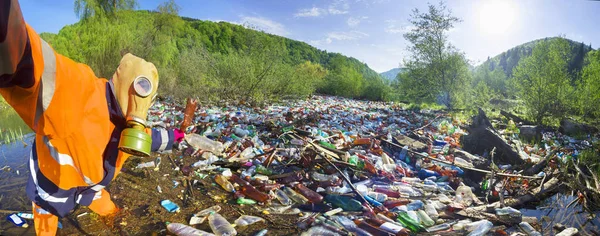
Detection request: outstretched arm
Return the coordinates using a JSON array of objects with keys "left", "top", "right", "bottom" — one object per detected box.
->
[{"left": 0, "top": 0, "right": 33, "bottom": 88}]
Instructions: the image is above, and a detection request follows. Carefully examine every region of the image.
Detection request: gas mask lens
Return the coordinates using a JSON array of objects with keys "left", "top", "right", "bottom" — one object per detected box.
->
[{"left": 133, "top": 76, "right": 153, "bottom": 97}]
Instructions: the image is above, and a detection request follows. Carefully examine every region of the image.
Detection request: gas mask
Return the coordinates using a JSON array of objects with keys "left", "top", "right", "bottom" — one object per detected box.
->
[{"left": 111, "top": 53, "right": 159, "bottom": 157}]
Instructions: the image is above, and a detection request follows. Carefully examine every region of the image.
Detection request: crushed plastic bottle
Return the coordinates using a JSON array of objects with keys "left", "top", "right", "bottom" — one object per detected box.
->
[
  {"left": 233, "top": 215, "right": 265, "bottom": 227},
  {"left": 208, "top": 212, "right": 237, "bottom": 236},
  {"left": 467, "top": 220, "right": 492, "bottom": 236},
  {"left": 519, "top": 222, "right": 542, "bottom": 236}
]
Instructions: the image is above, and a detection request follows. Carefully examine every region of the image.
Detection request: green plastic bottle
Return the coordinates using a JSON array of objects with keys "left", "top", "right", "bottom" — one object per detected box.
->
[
  {"left": 396, "top": 211, "right": 426, "bottom": 233},
  {"left": 256, "top": 165, "right": 273, "bottom": 175},
  {"left": 319, "top": 141, "right": 337, "bottom": 150},
  {"left": 237, "top": 197, "right": 257, "bottom": 205}
]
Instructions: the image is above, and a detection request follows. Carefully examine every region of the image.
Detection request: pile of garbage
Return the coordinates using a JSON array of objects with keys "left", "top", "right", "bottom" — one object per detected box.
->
[{"left": 130, "top": 96, "right": 593, "bottom": 236}]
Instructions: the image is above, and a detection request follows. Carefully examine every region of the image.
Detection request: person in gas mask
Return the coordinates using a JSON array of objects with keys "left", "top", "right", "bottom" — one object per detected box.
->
[{"left": 1, "top": 0, "right": 184, "bottom": 235}]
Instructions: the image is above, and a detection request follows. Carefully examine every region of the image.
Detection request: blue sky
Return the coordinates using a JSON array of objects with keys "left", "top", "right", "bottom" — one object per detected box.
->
[{"left": 19, "top": 0, "right": 600, "bottom": 73}]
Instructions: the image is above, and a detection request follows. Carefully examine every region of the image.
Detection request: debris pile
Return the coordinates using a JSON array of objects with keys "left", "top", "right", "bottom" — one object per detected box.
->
[{"left": 7, "top": 96, "right": 597, "bottom": 235}]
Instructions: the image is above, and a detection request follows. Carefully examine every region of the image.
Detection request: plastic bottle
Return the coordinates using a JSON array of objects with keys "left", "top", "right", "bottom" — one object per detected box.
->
[
  {"left": 136, "top": 161, "right": 155, "bottom": 169},
  {"left": 180, "top": 98, "right": 197, "bottom": 132},
  {"left": 380, "top": 222, "right": 410, "bottom": 236},
  {"left": 241, "top": 165, "right": 256, "bottom": 179},
  {"left": 423, "top": 202, "right": 439, "bottom": 221},
  {"left": 495, "top": 206, "right": 522, "bottom": 222},
  {"left": 324, "top": 194, "right": 364, "bottom": 211},
  {"left": 367, "top": 191, "right": 388, "bottom": 202},
  {"left": 294, "top": 183, "right": 324, "bottom": 203},
  {"left": 234, "top": 215, "right": 265, "bottom": 226},
  {"left": 241, "top": 185, "right": 270, "bottom": 203},
  {"left": 298, "top": 203, "right": 332, "bottom": 212},
  {"left": 396, "top": 211, "right": 425, "bottom": 233},
  {"left": 274, "top": 189, "right": 293, "bottom": 205},
  {"left": 518, "top": 222, "right": 542, "bottom": 236},
  {"left": 467, "top": 220, "right": 493, "bottom": 236},
  {"left": 253, "top": 229, "right": 268, "bottom": 236},
  {"left": 236, "top": 198, "right": 257, "bottom": 205},
  {"left": 374, "top": 187, "right": 400, "bottom": 198},
  {"left": 363, "top": 195, "right": 383, "bottom": 207},
  {"left": 417, "top": 169, "right": 440, "bottom": 179},
  {"left": 195, "top": 206, "right": 222, "bottom": 217},
  {"left": 208, "top": 212, "right": 237, "bottom": 236},
  {"left": 426, "top": 222, "right": 452, "bottom": 232},
  {"left": 455, "top": 185, "right": 474, "bottom": 206},
  {"left": 312, "top": 172, "right": 339, "bottom": 182},
  {"left": 300, "top": 225, "right": 340, "bottom": 236},
  {"left": 383, "top": 199, "right": 410, "bottom": 208},
  {"left": 332, "top": 216, "right": 373, "bottom": 236},
  {"left": 167, "top": 222, "right": 215, "bottom": 236},
  {"left": 405, "top": 200, "right": 424, "bottom": 211},
  {"left": 215, "top": 175, "right": 235, "bottom": 193},
  {"left": 556, "top": 228, "right": 578, "bottom": 236},
  {"left": 255, "top": 165, "right": 273, "bottom": 175},
  {"left": 283, "top": 187, "right": 309, "bottom": 204},
  {"left": 16, "top": 212, "right": 34, "bottom": 220},
  {"left": 416, "top": 210, "right": 435, "bottom": 227},
  {"left": 454, "top": 157, "right": 474, "bottom": 168},
  {"left": 399, "top": 145, "right": 409, "bottom": 161},
  {"left": 185, "top": 134, "right": 224, "bottom": 154}
]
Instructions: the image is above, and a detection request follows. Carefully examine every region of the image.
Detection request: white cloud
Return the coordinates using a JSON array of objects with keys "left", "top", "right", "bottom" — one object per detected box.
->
[
  {"left": 294, "top": 7, "right": 326, "bottom": 17},
  {"left": 328, "top": 0, "right": 350, "bottom": 15},
  {"left": 310, "top": 31, "right": 369, "bottom": 46},
  {"left": 294, "top": 0, "right": 350, "bottom": 18},
  {"left": 239, "top": 16, "right": 289, "bottom": 36},
  {"left": 347, "top": 16, "right": 368, "bottom": 27},
  {"left": 384, "top": 20, "right": 415, "bottom": 34}
]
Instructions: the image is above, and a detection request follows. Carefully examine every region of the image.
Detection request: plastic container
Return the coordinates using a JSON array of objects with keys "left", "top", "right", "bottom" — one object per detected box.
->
[
  {"left": 518, "top": 222, "right": 542, "bottom": 236},
  {"left": 160, "top": 200, "right": 180, "bottom": 213},
  {"left": 417, "top": 209, "right": 435, "bottom": 227},
  {"left": 215, "top": 175, "right": 235, "bottom": 193},
  {"left": 180, "top": 98, "right": 197, "bottom": 131},
  {"left": 274, "top": 189, "right": 293, "bottom": 205},
  {"left": 405, "top": 200, "right": 424, "bottom": 211},
  {"left": 467, "top": 220, "right": 493, "bottom": 236},
  {"left": 324, "top": 194, "right": 364, "bottom": 211},
  {"left": 234, "top": 215, "right": 265, "bottom": 227},
  {"left": 396, "top": 211, "right": 425, "bottom": 233},
  {"left": 241, "top": 185, "right": 270, "bottom": 203},
  {"left": 6, "top": 214, "right": 28, "bottom": 228},
  {"left": 185, "top": 134, "right": 224, "bottom": 155},
  {"left": 208, "top": 212, "right": 237, "bottom": 236},
  {"left": 294, "top": 183, "right": 323, "bottom": 203},
  {"left": 283, "top": 187, "right": 309, "bottom": 204},
  {"left": 167, "top": 222, "right": 214, "bottom": 236}
]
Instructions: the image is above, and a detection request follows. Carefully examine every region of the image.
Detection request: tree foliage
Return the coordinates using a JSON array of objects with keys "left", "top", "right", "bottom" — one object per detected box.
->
[
  {"left": 44, "top": 6, "right": 388, "bottom": 102},
  {"left": 399, "top": 2, "right": 470, "bottom": 109},
  {"left": 578, "top": 50, "right": 600, "bottom": 118},
  {"left": 512, "top": 37, "right": 573, "bottom": 124}
]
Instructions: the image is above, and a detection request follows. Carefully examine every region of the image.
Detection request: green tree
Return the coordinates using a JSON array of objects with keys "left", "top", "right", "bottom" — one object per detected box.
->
[
  {"left": 577, "top": 50, "right": 600, "bottom": 117},
  {"left": 401, "top": 2, "right": 470, "bottom": 109},
  {"left": 512, "top": 37, "right": 572, "bottom": 124},
  {"left": 74, "top": 0, "right": 137, "bottom": 20}
]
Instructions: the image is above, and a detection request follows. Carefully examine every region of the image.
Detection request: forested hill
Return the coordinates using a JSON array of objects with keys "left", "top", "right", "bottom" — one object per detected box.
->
[
  {"left": 475, "top": 37, "right": 594, "bottom": 78},
  {"left": 39, "top": 10, "right": 389, "bottom": 101},
  {"left": 379, "top": 68, "right": 405, "bottom": 83}
]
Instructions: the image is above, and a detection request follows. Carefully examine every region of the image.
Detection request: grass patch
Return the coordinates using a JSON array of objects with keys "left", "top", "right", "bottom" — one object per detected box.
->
[{"left": 0, "top": 97, "right": 31, "bottom": 144}]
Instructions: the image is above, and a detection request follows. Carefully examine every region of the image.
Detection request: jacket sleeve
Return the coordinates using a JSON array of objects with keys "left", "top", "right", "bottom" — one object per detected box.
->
[
  {"left": 0, "top": 0, "right": 34, "bottom": 88},
  {"left": 150, "top": 128, "right": 176, "bottom": 152}
]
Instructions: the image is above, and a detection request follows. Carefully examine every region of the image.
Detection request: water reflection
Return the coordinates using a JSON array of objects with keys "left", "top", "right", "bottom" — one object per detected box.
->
[{"left": 521, "top": 192, "right": 600, "bottom": 235}]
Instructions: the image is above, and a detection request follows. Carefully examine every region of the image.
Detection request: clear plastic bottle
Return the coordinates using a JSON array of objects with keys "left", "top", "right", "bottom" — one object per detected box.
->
[
  {"left": 467, "top": 220, "right": 493, "bottom": 236},
  {"left": 283, "top": 187, "right": 309, "bottom": 204},
  {"left": 185, "top": 134, "right": 224, "bottom": 154},
  {"left": 208, "top": 212, "right": 237, "bottom": 236},
  {"left": 274, "top": 189, "right": 293, "bottom": 205},
  {"left": 518, "top": 222, "right": 542, "bottom": 236},
  {"left": 426, "top": 222, "right": 452, "bottom": 232},
  {"left": 167, "top": 222, "right": 215, "bottom": 236},
  {"left": 417, "top": 209, "right": 435, "bottom": 227},
  {"left": 455, "top": 185, "right": 474, "bottom": 206},
  {"left": 233, "top": 215, "right": 265, "bottom": 227},
  {"left": 423, "top": 202, "right": 439, "bottom": 220}
]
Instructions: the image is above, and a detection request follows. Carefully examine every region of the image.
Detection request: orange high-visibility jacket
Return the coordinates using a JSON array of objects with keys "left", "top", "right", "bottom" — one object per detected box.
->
[{"left": 1, "top": 1, "right": 174, "bottom": 217}]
